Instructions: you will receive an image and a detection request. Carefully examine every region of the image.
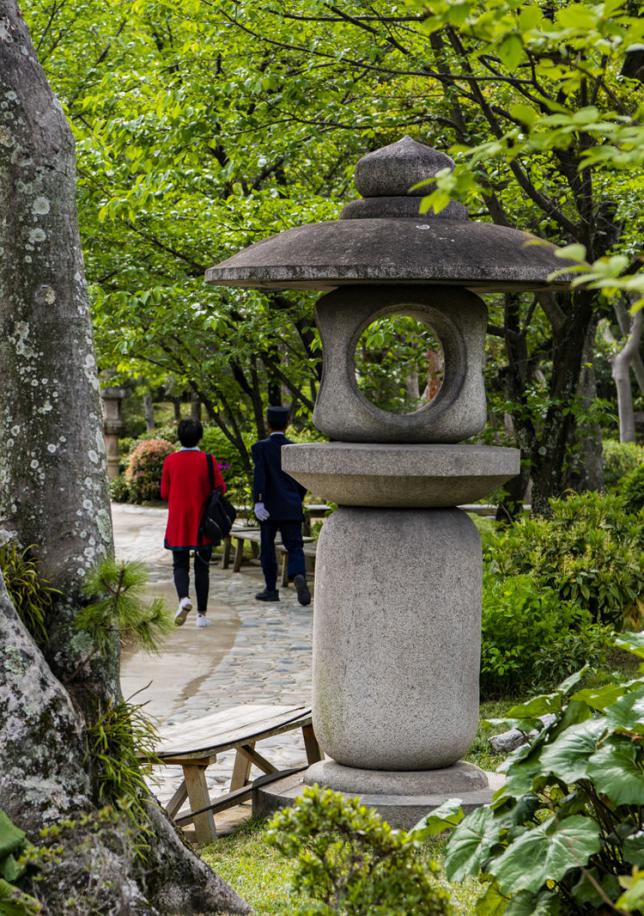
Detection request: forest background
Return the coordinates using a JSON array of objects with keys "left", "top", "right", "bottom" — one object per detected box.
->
[{"left": 21, "top": 0, "right": 644, "bottom": 514}]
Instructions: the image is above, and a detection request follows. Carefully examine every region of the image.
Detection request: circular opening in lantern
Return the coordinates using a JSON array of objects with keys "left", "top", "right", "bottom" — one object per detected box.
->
[{"left": 353, "top": 313, "right": 445, "bottom": 415}]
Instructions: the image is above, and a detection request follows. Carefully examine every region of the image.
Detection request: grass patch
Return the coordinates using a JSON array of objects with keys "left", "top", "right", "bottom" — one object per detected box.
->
[{"left": 202, "top": 817, "right": 303, "bottom": 914}]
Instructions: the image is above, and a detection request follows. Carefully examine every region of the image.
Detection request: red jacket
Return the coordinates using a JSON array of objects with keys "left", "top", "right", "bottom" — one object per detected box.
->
[{"left": 161, "top": 450, "right": 226, "bottom": 550}]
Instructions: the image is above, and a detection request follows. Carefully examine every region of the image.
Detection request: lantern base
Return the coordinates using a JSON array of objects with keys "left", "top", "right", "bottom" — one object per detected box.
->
[{"left": 253, "top": 762, "right": 503, "bottom": 830}]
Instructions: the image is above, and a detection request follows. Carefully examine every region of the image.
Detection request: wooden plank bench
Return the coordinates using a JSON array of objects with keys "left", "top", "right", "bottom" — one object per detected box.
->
[
  {"left": 278, "top": 540, "right": 317, "bottom": 587},
  {"left": 143, "top": 704, "right": 321, "bottom": 844},
  {"left": 222, "top": 527, "right": 315, "bottom": 577}
]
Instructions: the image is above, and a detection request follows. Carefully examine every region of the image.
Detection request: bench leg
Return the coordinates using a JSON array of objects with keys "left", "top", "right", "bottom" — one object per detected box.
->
[
  {"left": 233, "top": 537, "right": 244, "bottom": 573},
  {"left": 302, "top": 724, "right": 322, "bottom": 764},
  {"left": 280, "top": 551, "right": 289, "bottom": 587},
  {"left": 250, "top": 540, "right": 259, "bottom": 559},
  {"left": 222, "top": 536, "right": 232, "bottom": 570},
  {"left": 166, "top": 779, "right": 188, "bottom": 819},
  {"left": 230, "top": 743, "right": 254, "bottom": 791},
  {"left": 183, "top": 764, "right": 216, "bottom": 845}
]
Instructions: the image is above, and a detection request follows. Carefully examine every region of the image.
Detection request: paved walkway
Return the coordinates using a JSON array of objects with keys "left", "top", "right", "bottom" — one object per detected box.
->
[{"left": 115, "top": 504, "right": 313, "bottom": 817}]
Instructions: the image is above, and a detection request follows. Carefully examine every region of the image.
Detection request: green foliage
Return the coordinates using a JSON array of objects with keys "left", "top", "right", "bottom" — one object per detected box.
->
[
  {"left": 0, "top": 543, "right": 60, "bottom": 645},
  {"left": 125, "top": 438, "right": 175, "bottom": 503},
  {"left": 86, "top": 698, "right": 158, "bottom": 851},
  {"left": 481, "top": 575, "right": 611, "bottom": 699},
  {"left": 622, "top": 463, "right": 644, "bottom": 515},
  {"left": 0, "top": 811, "right": 41, "bottom": 914},
  {"left": 109, "top": 474, "right": 130, "bottom": 503},
  {"left": 354, "top": 316, "right": 444, "bottom": 414},
  {"left": 267, "top": 785, "right": 452, "bottom": 915},
  {"left": 79, "top": 558, "right": 172, "bottom": 654},
  {"left": 138, "top": 424, "right": 178, "bottom": 444},
  {"left": 485, "top": 491, "right": 644, "bottom": 628},
  {"left": 415, "top": 633, "right": 644, "bottom": 913},
  {"left": 603, "top": 439, "right": 644, "bottom": 490},
  {"left": 201, "top": 425, "right": 253, "bottom": 503}
]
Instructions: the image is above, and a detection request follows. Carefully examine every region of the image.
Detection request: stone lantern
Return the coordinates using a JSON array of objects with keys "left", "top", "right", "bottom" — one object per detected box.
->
[
  {"left": 101, "top": 386, "right": 128, "bottom": 481},
  {"left": 206, "top": 137, "right": 570, "bottom": 824}
]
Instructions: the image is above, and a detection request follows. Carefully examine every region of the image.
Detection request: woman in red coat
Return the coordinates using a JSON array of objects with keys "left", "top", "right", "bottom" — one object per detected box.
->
[{"left": 160, "top": 419, "right": 226, "bottom": 628}]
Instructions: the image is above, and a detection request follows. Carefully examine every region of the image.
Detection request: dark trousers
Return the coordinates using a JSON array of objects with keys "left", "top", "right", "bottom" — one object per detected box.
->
[
  {"left": 260, "top": 520, "right": 305, "bottom": 591},
  {"left": 172, "top": 547, "right": 212, "bottom": 613}
]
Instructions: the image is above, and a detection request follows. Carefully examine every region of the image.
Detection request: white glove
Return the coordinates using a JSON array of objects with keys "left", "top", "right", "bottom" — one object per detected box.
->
[{"left": 254, "top": 502, "right": 270, "bottom": 522}]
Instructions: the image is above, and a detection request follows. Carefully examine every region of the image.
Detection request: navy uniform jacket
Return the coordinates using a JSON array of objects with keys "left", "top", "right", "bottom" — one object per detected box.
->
[{"left": 251, "top": 433, "right": 307, "bottom": 521}]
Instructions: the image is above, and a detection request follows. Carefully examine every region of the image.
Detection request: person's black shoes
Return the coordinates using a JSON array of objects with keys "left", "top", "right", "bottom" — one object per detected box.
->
[
  {"left": 293, "top": 574, "right": 311, "bottom": 606},
  {"left": 255, "top": 588, "right": 280, "bottom": 602}
]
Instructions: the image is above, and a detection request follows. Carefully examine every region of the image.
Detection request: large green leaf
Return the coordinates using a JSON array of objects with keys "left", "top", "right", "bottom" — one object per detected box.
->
[
  {"left": 489, "top": 815, "right": 601, "bottom": 896},
  {"left": 0, "top": 812, "right": 25, "bottom": 859},
  {"left": 538, "top": 718, "right": 607, "bottom": 783},
  {"left": 497, "top": 757, "right": 543, "bottom": 799},
  {"left": 617, "top": 870, "right": 644, "bottom": 910},
  {"left": 505, "top": 694, "right": 563, "bottom": 720},
  {"left": 444, "top": 805, "right": 504, "bottom": 883},
  {"left": 587, "top": 740, "right": 644, "bottom": 805},
  {"left": 411, "top": 798, "right": 464, "bottom": 838},
  {"left": 624, "top": 832, "right": 644, "bottom": 867},
  {"left": 605, "top": 684, "right": 644, "bottom": 735},
  {"left": 475, "top": 881, "right": 509, "bottom": 915},
  {"left": 2, "top": 854, "right": 24, "bottom": 884},
  {"left": 572, "top": 682, "right": 632, "bottom": 712},
  {"left": 505, "top": 888, "right": 561, "bottom": 915},
  {"left": 614, "top": 632, "right": 644, "bottom": 660}
]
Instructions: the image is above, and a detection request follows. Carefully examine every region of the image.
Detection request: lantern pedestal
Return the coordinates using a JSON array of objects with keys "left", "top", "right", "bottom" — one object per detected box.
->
[{"left": 251, "top": 444, "right": 518, "bottom": 826}]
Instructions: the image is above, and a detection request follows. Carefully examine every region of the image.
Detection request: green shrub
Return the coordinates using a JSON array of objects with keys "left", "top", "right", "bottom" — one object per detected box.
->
[
  {"left": 109, "top": 474, "right": 130, "bottom": 503},
  {"left": 481, "top": 575, "right": 611, "bottom": 699},
  {"left": 622, "top": 462, "right": 644, "bottom": 515},
  {"left": 602, "top": 439, "right": 644, "bottom": 490},
  {"left": 267, "top": 785, "right": 453, "bottom": 915},
  {"left": 201, "top": 426, "right": 252, "bottom": 504},
  {"left": 138, "top": 424, "right": 178, "bottom": 444},
  {"left": 125, "top": 438, "right": 175, "bottom": 503},
  {"left": 485, "top": 491, "right": 643, "bottom": 628},
  {"left": 418, "top": 632, "right": 644, "bottom": 915},
  {"left": 0, "top": 542, "right": 59, "bottom": 644}
]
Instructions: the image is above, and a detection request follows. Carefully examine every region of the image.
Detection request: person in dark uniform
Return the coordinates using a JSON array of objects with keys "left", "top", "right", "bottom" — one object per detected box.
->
[{"left": 252, "top": 406, "right": 311, "bottom": 605}]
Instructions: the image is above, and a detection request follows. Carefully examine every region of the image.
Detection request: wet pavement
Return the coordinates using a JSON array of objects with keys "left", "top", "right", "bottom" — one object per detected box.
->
[{"left": 114, "top": 503, "right": 313, "bottom": 822}]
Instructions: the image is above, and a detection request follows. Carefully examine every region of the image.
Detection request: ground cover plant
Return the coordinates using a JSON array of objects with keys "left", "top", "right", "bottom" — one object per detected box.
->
[{"left": 419, "top": 632, "right": 644, "bottom": 914}]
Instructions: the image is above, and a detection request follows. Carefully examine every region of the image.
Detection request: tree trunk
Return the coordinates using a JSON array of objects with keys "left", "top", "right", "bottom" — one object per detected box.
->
[
  {"left": 613, "top": 299, "right": 644, "bottom": 396},
  {"left": 530, "top": 290, "right": 595, "bottom": 514},
  {"left": 0, "top": 4, "right": 248, "bottom": 911},
  {"left": 612, "top": 309, "right": 643, "bottom": 443},
  {"left": 190, "top": 395, "right": 202, "bottom": 422},
  {"left": 567, "top": 318, "right": 604, "bottom": 492},
  {"left": 144, "top": 393, "right": 156, "bottom": 431}
]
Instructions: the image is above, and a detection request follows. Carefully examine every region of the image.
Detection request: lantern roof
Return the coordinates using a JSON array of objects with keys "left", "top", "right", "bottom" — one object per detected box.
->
[{"left": 205, "top": 137, "right": 571, "bottom": 292}]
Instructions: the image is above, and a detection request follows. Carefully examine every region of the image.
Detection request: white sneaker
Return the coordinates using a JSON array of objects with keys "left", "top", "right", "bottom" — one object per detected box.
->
[
  {"left": 196, "top": 614, "right": 212, "bottom": 628},
  {"left": 175, "top": 597, "right": 192, "bottom": 627}
]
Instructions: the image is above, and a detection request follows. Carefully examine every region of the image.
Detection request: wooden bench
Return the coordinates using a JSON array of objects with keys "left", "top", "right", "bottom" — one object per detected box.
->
[
  {"left": 277, "top": 540, "right": 317, "bottom": 586},
  {"left": 222, "top": 526, "right": 316, "bottom": 579},
  {"left": 144, "top": 704, "right": 320, "bottom": 844}
]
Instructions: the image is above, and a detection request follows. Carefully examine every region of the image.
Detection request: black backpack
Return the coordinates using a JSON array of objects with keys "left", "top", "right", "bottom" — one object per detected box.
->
[{"left": 200, "top": 453, "right": 236, "bottom": 545}]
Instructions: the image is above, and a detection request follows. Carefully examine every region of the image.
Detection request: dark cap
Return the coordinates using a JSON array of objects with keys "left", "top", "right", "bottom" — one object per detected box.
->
[{"left": 267, "top": 405, "right": 290, "bottom": 429}]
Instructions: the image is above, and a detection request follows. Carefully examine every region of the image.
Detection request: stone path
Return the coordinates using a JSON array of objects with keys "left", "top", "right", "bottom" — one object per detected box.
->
[{"left": 115, "top": 504, "right": 312, "bottom": 817}]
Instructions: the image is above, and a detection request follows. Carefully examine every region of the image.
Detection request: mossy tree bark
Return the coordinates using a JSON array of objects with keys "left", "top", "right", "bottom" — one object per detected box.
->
[{"left": 0, "top": 2, "right": 248, "bottom": 911}]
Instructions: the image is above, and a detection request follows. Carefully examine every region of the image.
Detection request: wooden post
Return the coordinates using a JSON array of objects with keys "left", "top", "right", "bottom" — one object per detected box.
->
[
  {"left": 229, "top": 743, "right": 254, "bottom": 791},
  {"left": 182, "top": 764, "right": 216, "bottom": 844},
  {"left": 302, "top": 724, "right": 322, "bottom": 764}
]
